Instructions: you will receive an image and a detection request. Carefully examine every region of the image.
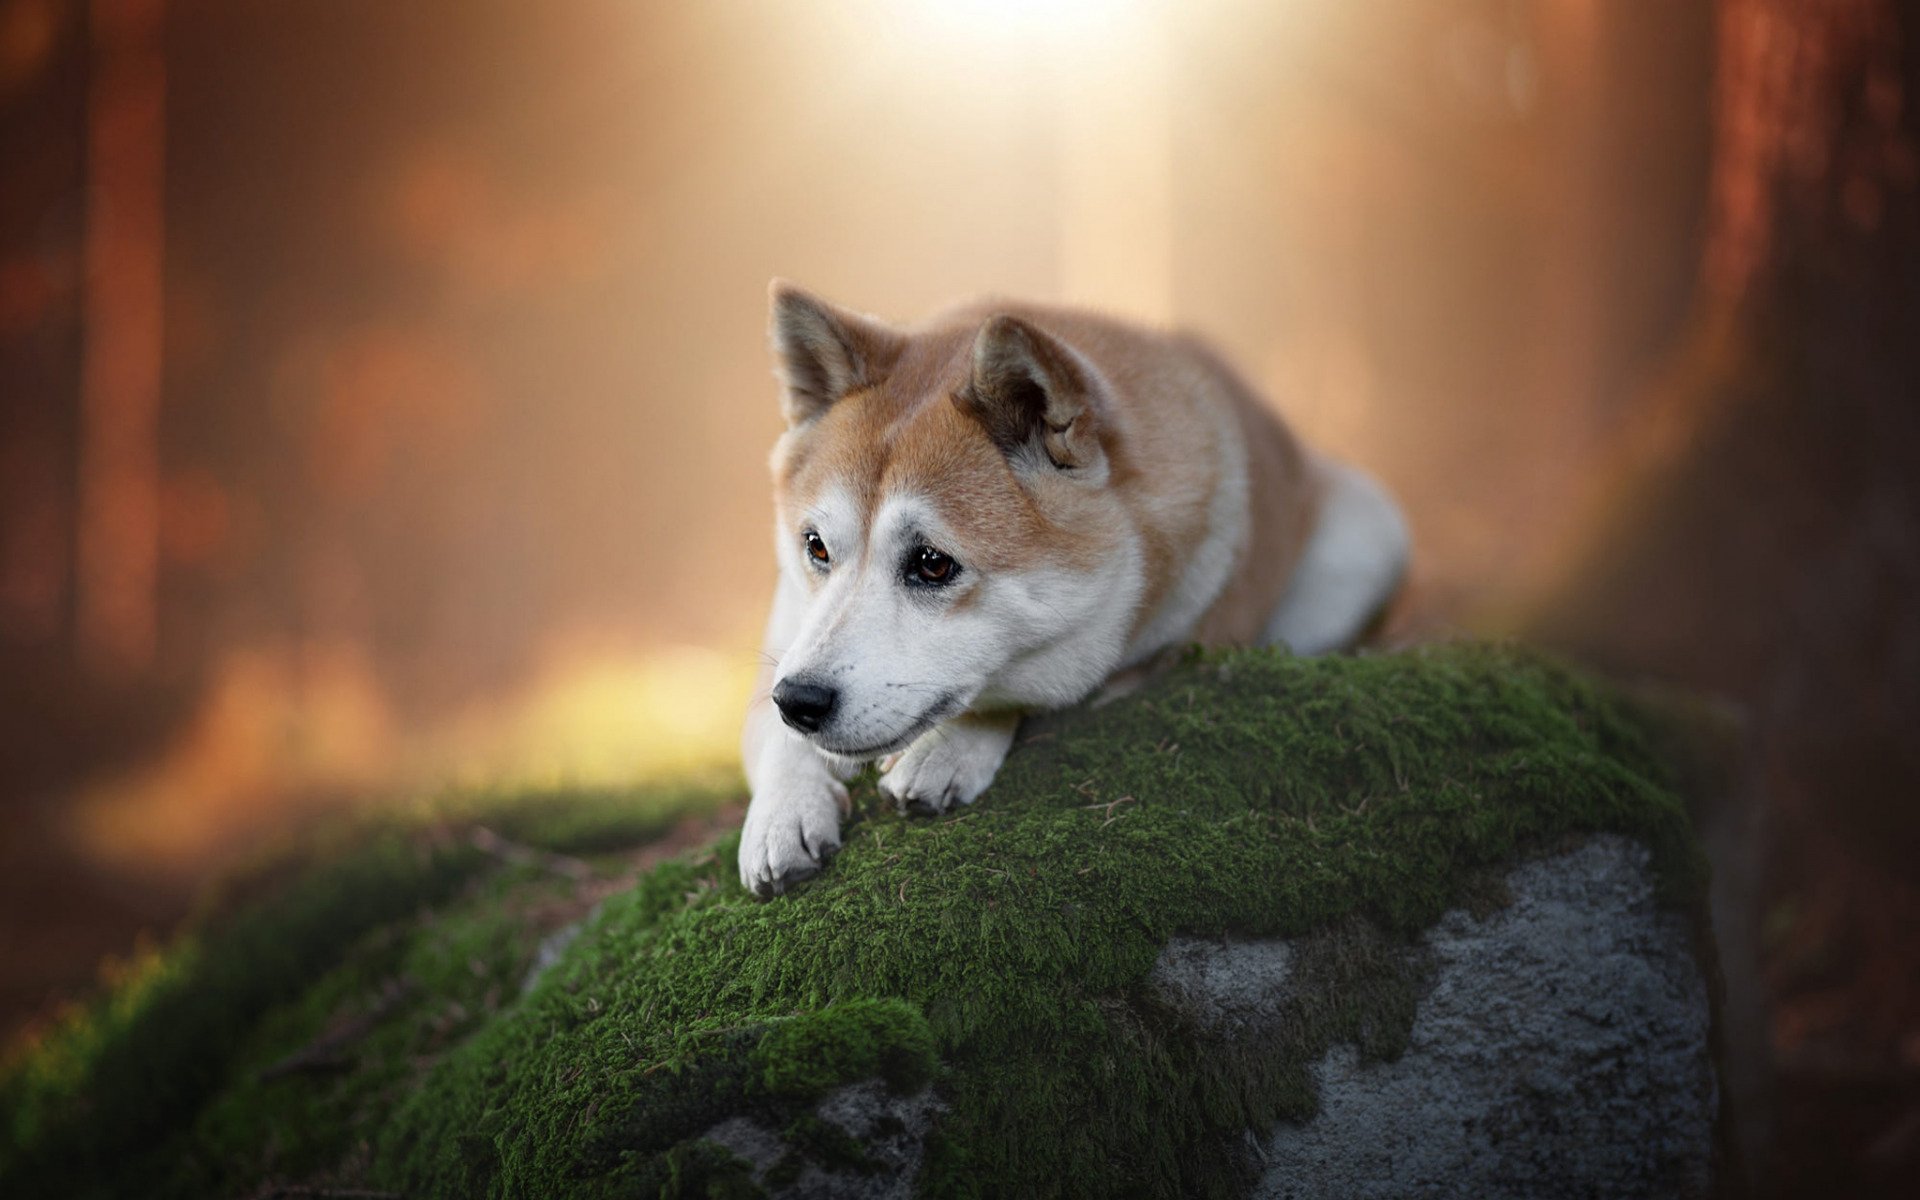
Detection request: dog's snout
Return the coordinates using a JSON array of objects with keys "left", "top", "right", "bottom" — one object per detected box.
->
[{"left": 772, "top": 677, "right": 838, "bottom": 733}]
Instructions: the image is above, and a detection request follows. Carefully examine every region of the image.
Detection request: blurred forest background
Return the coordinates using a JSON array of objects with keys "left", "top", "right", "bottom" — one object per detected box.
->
[{"left": 1, "top": 0, "right": 1915, "bottom": 1193}]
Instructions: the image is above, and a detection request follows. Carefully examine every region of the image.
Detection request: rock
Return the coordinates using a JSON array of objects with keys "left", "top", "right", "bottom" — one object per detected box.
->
[
  {"left": 1153, "top": 836, "right": 1717, "bottom": 1199},
  {"left": 698, "top": 836, "right": 1719, "bottom": 1200},
  {"left": 1151, "top": 936, "right": 1297, "bottom": 1035},
  {"left": 703, "top": 1080, "right": 946, "bottom": 1199},
  {"left": 0, "top": 644, "right": 1725, "bottom": 1200}
]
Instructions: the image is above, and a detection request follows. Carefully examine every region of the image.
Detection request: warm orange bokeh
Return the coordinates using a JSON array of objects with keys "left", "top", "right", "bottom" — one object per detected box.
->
[
  {"left": 0, "top": 0, "right": 1711, "bottom": 1030},
  {"left": 6, "top": 4, "right": 1917, "bottom": 1192}
]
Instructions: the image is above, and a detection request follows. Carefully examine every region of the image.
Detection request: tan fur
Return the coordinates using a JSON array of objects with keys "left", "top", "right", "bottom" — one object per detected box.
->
[
  {"left": 740, "top": 284, "right": 1401, "bottom": 897},
  {"left": 773, "top": 300, "right": 1322, "bottom": 647},
  {"left": 1178, "top": 335, "right": 1324, "bottom": 645}
]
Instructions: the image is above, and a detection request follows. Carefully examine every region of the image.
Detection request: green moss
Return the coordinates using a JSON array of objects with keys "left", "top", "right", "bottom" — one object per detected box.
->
[
  {"left": 0, "top": 779, "right": 729, "bottom": 1199},
  {"left": 170, "top": 864, "right": 596, "bottom": 1193},
  {"left": 0, "top": 643, "right": 1709, "bottom": 1200},
  {"left": 756, "top": 999, "right": 937, "bottom": 1098},
  {"left": 367, "top": 643, "right": 1703, "bottom": 1198}
]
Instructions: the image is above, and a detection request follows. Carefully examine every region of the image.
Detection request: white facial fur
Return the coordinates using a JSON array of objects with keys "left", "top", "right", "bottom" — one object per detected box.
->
[{"left": 773, "top": 487, "right": 1143, "bottom": 761}]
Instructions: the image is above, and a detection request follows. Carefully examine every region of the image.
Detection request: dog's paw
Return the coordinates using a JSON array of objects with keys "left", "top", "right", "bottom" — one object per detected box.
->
[
  {"left": 879, "top": 717, "right": 1016, "bottom": 815},
  {"left": 739, "top": 777, "right": 846, "bottom": 897}
]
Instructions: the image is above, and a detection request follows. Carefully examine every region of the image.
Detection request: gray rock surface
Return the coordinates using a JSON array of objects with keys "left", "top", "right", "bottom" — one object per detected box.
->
[
  {"left": 703, "top": 1080, "right": 945, "bottom": 1199},
  {"left": 707, "top": 836, "right": 1717, "bottom": 1198},
  {"left": 1151, "top": 936, "right": 1296, "bottom": 1034},
  {"left": 1151, "top": 837, "right": 1717, "bottom": 1199}
]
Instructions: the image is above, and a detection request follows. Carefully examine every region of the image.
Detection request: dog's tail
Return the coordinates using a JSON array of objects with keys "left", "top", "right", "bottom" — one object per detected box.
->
[{"left": 1263, "top": 457, "right": 1411, "bottom": 655}]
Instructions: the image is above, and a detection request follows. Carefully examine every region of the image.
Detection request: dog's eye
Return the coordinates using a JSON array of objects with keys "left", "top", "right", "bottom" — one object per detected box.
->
[
  {"left": 803, "top": 531, "right": 830, "bottom": 566},
  {"left": 909, "top": 546, "right": 957, "bottom": 586}
]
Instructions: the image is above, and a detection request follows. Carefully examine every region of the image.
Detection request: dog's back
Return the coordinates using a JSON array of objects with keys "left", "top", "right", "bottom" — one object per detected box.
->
[{"left": 914, "top": 300, "right": 1338, "bottom": 660}]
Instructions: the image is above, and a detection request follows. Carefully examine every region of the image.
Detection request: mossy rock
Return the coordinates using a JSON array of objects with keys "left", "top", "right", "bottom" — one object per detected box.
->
[{"left": 0, "top": 643, "right": 1719, "bottom": 1199}]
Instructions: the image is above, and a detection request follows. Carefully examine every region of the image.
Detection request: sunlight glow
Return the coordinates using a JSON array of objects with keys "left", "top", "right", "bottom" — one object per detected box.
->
[
  {"left": 65, "top": 640, "right": 757, "bottom": 879},
  {"left": 900, "top": 0, "right": 1155, "bottom": 52}
]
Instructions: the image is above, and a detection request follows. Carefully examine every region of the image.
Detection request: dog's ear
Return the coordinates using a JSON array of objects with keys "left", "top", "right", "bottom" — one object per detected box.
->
[
  {"left": 957, "top": 314, "right": 1104, "bottom": 473},
  {"left": 768, "top": 281, "right": 902, "bottom": 426}
]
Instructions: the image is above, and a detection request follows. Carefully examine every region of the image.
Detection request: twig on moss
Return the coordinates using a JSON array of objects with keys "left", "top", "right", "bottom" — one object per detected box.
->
[
  {"left": 258, "top": 977, "right": 416, "bottom": 1082},
  {"left": 1081, "top": 795, "right": 1135, "bottom": 820},
  {"left": 470, "top": 826, "right": 593, "bottom": 880}
]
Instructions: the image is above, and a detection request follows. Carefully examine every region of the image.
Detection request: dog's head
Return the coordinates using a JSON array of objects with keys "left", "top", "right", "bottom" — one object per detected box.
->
[{"left": 762, "top": 282, "right": 1142, "bottom": 759}]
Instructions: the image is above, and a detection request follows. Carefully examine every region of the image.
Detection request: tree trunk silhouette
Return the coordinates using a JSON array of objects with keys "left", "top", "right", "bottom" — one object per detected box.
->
[{"left": 1536, "top": 1, "right": 1920, "bottom": 1194}]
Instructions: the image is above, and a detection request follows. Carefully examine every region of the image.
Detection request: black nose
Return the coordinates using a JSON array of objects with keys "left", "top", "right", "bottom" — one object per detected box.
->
[{"left": 772, "top": 677, "right": 838, "bottom": 733}]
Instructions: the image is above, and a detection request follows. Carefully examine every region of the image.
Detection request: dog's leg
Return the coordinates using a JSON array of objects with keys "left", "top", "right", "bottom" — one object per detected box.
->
[
  {"left": 739, "top": 578, "right": 852, "bottom": 897},
  {"left": 738, "top": 721, "right": 849, "bottom": 897},
  {"left": 1264, "top": 459, "right": 1410, "bottom": 655},
  {"left": 878, "top": 711, "right": 1020, "bottom": 815}
]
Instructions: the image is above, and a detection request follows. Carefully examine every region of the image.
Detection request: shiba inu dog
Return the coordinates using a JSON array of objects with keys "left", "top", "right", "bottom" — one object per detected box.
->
[{"left": 738, "top": 283, "right": 1409, "bottom": 896}]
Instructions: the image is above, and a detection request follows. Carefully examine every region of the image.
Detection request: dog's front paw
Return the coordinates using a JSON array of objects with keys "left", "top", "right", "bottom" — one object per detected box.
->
[
  {"left": 739, "top": 778, "right": 846, "bottom": 897},
  {"left": 879, "top": 715, "right": 1017, "bottom": 815}
]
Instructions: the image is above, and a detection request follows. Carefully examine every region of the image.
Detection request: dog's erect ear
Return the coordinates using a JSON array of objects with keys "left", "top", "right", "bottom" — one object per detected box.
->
[
  {"left": 768, "top": 281, "right": 902, "bottom": 426},
  {"left": 957, "top": 315, "right": 1104, "bottom": 473}
]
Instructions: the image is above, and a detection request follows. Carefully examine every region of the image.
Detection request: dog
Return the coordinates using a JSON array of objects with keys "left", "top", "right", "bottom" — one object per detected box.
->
[{"left": 738, "top": 283, "right": 1409, "bottom": 896}]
